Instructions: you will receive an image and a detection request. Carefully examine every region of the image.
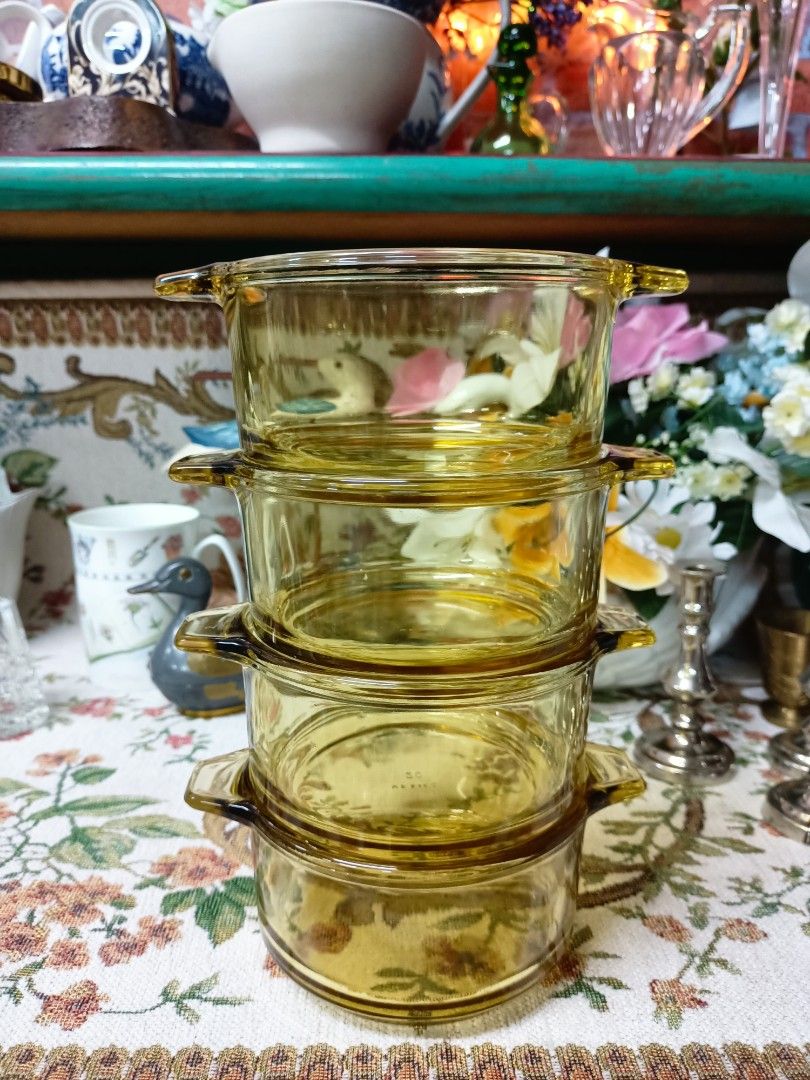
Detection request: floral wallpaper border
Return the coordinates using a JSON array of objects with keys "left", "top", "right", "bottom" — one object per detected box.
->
[{"left": 0, "top": 299, "right": 226, "bottom": 351}]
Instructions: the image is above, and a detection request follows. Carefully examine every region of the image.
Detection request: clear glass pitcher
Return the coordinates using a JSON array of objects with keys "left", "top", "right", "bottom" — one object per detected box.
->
[
  {"left": 589, "top": 4, "right": 752, "bottom": 157},
  {"left": 186, "top": 739, "right": 646, "bottom": 1021},
  {"left": 155, "top": 249, "right": 688, "bottom": 474}
]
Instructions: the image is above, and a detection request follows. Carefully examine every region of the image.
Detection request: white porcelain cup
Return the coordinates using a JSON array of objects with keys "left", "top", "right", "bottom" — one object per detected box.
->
[
  {"left": 207, "top": 0, "right": 430, "bottom": 153},
  {"left": 207, "top": 0, "right": 511, "bottom": 153},
  {"left": 68, "top": 503, "right": 245, "bottom": 662}
]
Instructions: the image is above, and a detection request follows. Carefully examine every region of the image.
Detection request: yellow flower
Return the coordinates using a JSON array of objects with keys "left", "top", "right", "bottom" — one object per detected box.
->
[
  {"left": 491, "top": 504, "right": 569, "bottom": 579},
  {"left": 601, "top": 486, "right": 668, "bottom": 592}
]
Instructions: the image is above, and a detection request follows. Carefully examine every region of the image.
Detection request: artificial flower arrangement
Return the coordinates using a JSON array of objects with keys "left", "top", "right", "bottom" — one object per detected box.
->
[
  {"left": 367, "top": 284, "right": 810, "bottom": 686},
  {"left": 604, "top": 297, "right": 810, "bottom": 628}
]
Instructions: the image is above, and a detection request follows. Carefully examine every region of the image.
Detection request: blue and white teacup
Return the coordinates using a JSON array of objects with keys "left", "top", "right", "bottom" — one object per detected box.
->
[{"left": 40, "top": 16, "right": 234, "bottom": 127}]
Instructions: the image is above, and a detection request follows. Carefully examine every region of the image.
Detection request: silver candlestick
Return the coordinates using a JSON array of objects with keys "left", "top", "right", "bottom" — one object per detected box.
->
[
  {"left": 764, "top": 779, "right": 810, "bottom": 844},
  {"left": 770, "top": 721, "right": 810, "bottom": 776},
  {"left": 634, "top": 563, "right": 735, "bottom": 784}
]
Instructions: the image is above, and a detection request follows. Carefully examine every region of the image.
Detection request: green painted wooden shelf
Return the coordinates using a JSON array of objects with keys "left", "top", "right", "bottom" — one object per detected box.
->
[
  {"left": 0, "top": 153, "right": 808, "bottom": 212},
  {"left": 0, "top": 155, "right": 807, "bottom": 244}
]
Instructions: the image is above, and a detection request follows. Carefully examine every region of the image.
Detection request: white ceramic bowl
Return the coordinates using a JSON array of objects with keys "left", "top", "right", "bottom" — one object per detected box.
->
[{"left": 208, "top": 0, "right": 430, "bottom": 153}]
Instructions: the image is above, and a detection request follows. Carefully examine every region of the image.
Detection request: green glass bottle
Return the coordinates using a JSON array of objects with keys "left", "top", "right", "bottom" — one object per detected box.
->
[{"left": 471, "top": 23, "right": 549, "bottom": 156}]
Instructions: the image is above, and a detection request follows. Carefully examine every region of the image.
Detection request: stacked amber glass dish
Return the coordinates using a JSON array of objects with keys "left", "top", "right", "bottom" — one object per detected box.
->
[{"left": 157, "top": 249, "right": 687, "bottom": 1021}]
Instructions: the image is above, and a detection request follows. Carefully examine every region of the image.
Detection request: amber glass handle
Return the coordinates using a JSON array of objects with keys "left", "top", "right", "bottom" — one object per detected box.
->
[
  {"left": 603, "top": 444, "right": 675, "bottom": 483},
  {"left": 615, "top": 263, "right": 689, "bottom": 300},
  {"left": 185, "top": 749, "right": 255, "bottom": 823},
  {"left": 594, "top": 607, "right": 655, "bottom": 656},
  {"left": 177, "top": 603, "right": 653, "bottom": 669},
  {"left": 174, "top": 604, "right": 254, "bottom": 667},
  {"left": 154, "top": 266, "right": 219, "bottom": 303},
  {"left": 168, "top": 451, "right": 241, "bottom": 489},
  {"left": 584, "top": 742, "right": 646, "bottom": 817}
]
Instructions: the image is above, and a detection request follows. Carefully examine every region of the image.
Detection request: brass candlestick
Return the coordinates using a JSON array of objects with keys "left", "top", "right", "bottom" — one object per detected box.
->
[
  {"left": 634, "top": 563, "right": 735, "bottom": 785},
  {"left": 756, "top": 608, "right": 810, "bottom": 728},
  {"left": 762, "top": 621, "right": 810, "bottom": 844}
]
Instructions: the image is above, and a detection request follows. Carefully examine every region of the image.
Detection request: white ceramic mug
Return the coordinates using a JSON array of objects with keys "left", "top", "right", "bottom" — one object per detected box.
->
[{"left": 68, "top": 502, "right": 245, "bottom": 662}]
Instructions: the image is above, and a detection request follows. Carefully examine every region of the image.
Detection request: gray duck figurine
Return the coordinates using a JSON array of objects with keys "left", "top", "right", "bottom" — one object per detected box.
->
[{"left": 129, "top": 557, "right": 245, "bottom": 717}]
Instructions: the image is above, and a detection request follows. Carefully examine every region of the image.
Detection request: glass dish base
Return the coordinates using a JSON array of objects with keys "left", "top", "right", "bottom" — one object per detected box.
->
[{"left": 259, "top": 924, "right": 570, "bottom": 1023}]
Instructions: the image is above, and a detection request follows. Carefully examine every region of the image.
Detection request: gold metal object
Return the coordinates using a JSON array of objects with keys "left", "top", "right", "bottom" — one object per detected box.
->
[
  {"left": 756, "top": 608, "right": 810, "bottom": 728},
  {"left": 0, "top": 62, "right": 42, "bottom": 102},
  {"left": 634, "top": 563, "right": 735, "bottom": 785},
  {"left": 761, "top": 619, "right": 810, "bottom": 842}
]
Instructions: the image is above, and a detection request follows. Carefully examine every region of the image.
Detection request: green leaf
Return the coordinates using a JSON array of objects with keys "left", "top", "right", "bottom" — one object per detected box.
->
[
  {"left": 52, "top": 826, "right": 136, "bottom": 869},
  {"left": 601, "top": 820, "right": 645, "bottom": 836},
  {"left": 113, "top": 815, "right": 200, "bottom": 838},
  {"left": 31, "top": 795, "right": 156, "bottom": 821},
  {"left": 221, "top": 876, "right": 256, "bottom": 906},
  {"left": 628, "top": 589, "right": 669, "bottom": 621},
  {"left": 161, "top": 888, "right": 206, "bottom": 915},
  {"left": 435, "top": 911, "right": 484, "bottom": 932},
  {"left": 669, "top": 880, "right": 713, "bottom": 899},
  {"left": 703, "top": 836, "right": 763, "bottom": 855},
  {"left": 134, "top": 876, "right": 167, "bottom": 890},
  {"left": 161, "top": 979, "right": 181, "bottom": 1001},
  {"left": 709, "top": 957, "right": 740, "bottom": 975},
  {"left": 611, "top": 905, "right": 645, "bottom": 920},
  {"left": 71, "top": 766, "right": 116, "bottom": 785},
  {"left": 570, "top": 925, "right": 594, "bottom": 950},
  {"left": 604, "top": 392, "right": 640, "bottom": 447},
  {"left": 14, "top": 960, "right": 45, "bottom": 978},
  {"left": 194, "top": 893, "right": 245, "bottom": 946},
  {"left": 791, "top": 547, "right": 810, "bottom": 608},
  {"left": 591, "top": 976, "right": 629, "bottom": 990},
  {"left": 751, "top": 901, "right": 780, "bottom": 918},
  {"left": 0, "top": 778, "right": 33, "bottom": 795},
  {"left": 688, "top": 902, "right": 710, "bottom": 930},
  {"left": 698, "top": 396, "right": 764, "bottom": 435},
  {"left": 175, "top": 1002, "right": 201, "bottom": 1024},
  {"left": 714, "top": 498, "right": 758, "bottom": 551},
  {"left": 184, "top": 974, "right": 220, "bottom": 997},
  {"left": 582, "top": 984, "right": 609, "bottom": 1011},
  {"left": 1, "top": 448, "right": 57, "bottom": 487},
  {"left": 109, "top": 896, "right": 136, "bottom": 910}
]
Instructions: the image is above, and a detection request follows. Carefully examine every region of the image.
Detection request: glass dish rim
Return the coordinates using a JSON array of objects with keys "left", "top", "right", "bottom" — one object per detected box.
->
[{"left": 155, "top": 247, "right": 688, "bottom": 297}]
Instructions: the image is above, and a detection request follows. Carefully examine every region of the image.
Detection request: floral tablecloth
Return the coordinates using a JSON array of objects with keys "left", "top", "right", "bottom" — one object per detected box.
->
[{"left": 1, "top": 622, "right": 808, "bottom": 1080}]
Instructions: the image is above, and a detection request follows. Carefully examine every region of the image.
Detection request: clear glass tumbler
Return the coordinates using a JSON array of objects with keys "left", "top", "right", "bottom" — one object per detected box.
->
[
  {"left": 756, "top": 0, "right": 810, "bottom": 158},
  {"left": 0, "top": 597, "right": 49, "bottom": 737}
]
